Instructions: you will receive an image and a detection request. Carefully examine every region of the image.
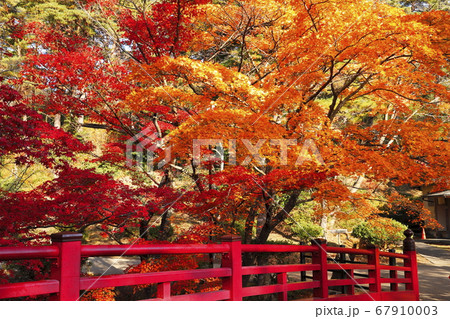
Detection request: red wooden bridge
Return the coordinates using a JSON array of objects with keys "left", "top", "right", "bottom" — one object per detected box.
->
[{"left": 0, "top": 229, "right": 419, "bottom": 301}]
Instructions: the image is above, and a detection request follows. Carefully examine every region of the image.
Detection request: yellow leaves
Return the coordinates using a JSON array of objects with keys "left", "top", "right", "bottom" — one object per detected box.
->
[
  {"left": 127, "top": 55, "right": 268, "bottom": 114},
  {"left": 168, "top": 108, "right": 278, "bottom": 156},
  {"left": 124, "top": 0, "right": 449, "bottom": 128},
  {"left": 121, "top": 0, "right": 449, "bottom": 196},
  {"left": 340, "top": 116, "right": 450, "bottom": 189},
  {"left": 268, "top": 0, "right": 449, "bottom": 112}
]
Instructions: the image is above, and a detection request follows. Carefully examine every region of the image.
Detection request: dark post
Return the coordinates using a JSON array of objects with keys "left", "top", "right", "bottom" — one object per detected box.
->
[
  {"left": 51, "top": 232, "right": 82, "bottom": 301},
  {"left": 221, "top": 235, "right": 243, "bottom": 301},
  {"left": 403, "top": 229, "right": 420, "bottom": 300},
  {"left": 300, "top": 241, "right": 306, "bottom": 282},
  {"left": 311, "top": 238, "right": 328, "bottom": 299},
  {"left": 388, "top": 248, "right": 398, "bottom": 291}
]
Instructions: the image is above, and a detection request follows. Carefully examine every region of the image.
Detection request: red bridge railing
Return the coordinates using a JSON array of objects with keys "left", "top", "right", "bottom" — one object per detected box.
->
[{"left": 0, "top": 230, "right": 419, "bottom": 301}]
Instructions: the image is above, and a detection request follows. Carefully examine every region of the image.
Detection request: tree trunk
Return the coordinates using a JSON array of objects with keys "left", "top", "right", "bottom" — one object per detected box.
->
[
  {"left": 158, "top": 211, "right": 171, "bottom": 240},
  {"left": 321, "top": 213, "right": 328, "bottom": 240},
  {"left": 54, "top": 114, "right": 61, "bottom": 129},
  {"left": 139, "top": 219, "right": 151, "bottom": 241}
]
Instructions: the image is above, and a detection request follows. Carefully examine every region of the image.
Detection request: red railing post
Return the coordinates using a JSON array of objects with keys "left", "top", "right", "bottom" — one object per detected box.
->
[
  {"left": 311, "top": 238, "right": 328, "bottom": 299},
  {"left": 403, "top": 229, "right": 419, "bottom": 300},
  {"left": 277, "top": 272, "right": 288, "bottom": 301},
  {"left": 388, "top": 248, "right": 398, "bottom": 291},
  {"left": 157, "top": 282, "right": 171, "bottom": 300},
  {"left": 50, "top": 232, "right": 82, "bottom": 301},
  {"left": 368, "top": 244, "right": 381, "bottom": 298},
  {"left": 221, "top": 235, "right": 242, "bottom": 301}
]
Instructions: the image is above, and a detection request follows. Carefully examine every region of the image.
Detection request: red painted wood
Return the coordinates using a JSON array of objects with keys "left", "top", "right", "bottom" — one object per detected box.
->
[
  {"left": 0, "top": 246, "right": 59, "bottom": 260},
  {"left": 277, "top": 273, "right": 288, "bottom": 301},
  {"left": 320, "top": 293, "right": 379, "bottom": 301},
  {"left": 328, "top": 278, "right": 374, "bottom": 287},
  {"left": 51, "top": 233, "right": 82, "bottom": 301},
  {"left": 390, "top": 270, "right": 399, "bottom": 291},
  {"left": 379, "top": 290, "right": 417, "bottom": 301},
  {"left": 243, "top": 284, "right": 287, "bottom": 298},
  {"left": 241, "top": 244, "right": 318, "bottom": 253},
  {"left": 379, "top": 251, "right": 408, "bottom": 259},
  {"left": 320, "top": 291, "right": 418, "bottom": 301},
  {"left": 385, "top": 263, "right": 400, "bottom": 291},
  {"left": 347, "top": 269, "right": 355, "bottom": 295},
  {"left": 298, "top": 291, "right": 415, "bottom": 301},
  {"left": 311, "top": 239, "right": 328, "bottom": 299},
  {"left": 0, "top": 280, "right": 59, "bottom": 299},
  {"left": 326, "top": 247, "right": 374, "bottom": 255},
  {"left": 242, "top": 264, "right": 320, "bottom": 275},
  {"left": 404, "top": 250, "right": 419, "bottom": 300},
  {"left": 368, "top": 247, "right": 381, "bottom": 294},
  {"left": 242, "top": 281, "right": 320, "bottom": 297},
  {"left": 0, "top": 231, "right": 420, "bottom": 301},
  {"left": 327, "top": 264, "right": 375, "bottom": 270},
  {"left": 157, "top": 282, "right": 171, "bottom": 300},
  {"left": 164, "top": 290, "right": 230, "bottom": 301},
  {"left": 80, "top": 268, "right": 231, "bottom": 290},
  {"left": 221, "top": 235, "right": 242, "bottom": 301},
  {"left": 81, "top": 244, "right": 229, "bottom": 257},
  {"left": 325, "top": 291, "right": 420, "bottom": 302},
  {"left": 380, "top": 278, "right": 410, "bottom": 284},
  {"left": 379, "top": 265, "right": 410, "bottom": 271}
]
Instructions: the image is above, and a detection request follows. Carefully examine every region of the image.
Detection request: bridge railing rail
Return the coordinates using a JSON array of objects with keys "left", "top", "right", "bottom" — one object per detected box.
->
[{"left": 0, "top": 230, "right": 419, "bottom": 301}]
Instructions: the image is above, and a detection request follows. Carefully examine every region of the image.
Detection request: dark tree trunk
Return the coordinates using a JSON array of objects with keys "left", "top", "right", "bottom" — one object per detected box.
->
[{"left": 157, "top": 211, "right": 171, "bottom": 240}]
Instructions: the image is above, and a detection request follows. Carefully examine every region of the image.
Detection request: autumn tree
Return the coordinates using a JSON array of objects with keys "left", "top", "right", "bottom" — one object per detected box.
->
[
  {"left": 123, "top": 0, "right": 449, "bottom": 244},
  {"left": 0, "top": 0, "right": 214, "bottom": 246},
  {"left": 2, "top": 0, "right": 449, "bottom": 252}
]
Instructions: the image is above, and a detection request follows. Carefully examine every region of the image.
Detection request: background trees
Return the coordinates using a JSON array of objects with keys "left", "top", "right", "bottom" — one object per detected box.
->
[{"left": 0, "top": 0, "right": 448, "bottom": 251}]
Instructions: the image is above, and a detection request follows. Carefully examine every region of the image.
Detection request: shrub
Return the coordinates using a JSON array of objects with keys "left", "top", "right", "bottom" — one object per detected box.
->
[
  {"left": 351, "top": 217, "right": 407, "bottom": 249},
  {"left": 291, "top": 219, "right": 323, "bottom": 242}
]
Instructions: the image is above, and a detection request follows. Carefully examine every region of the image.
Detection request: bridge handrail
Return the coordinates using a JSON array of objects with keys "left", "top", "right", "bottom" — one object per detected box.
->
[
  {"left": 0, "top": 246, "right": 59, "bottom": 260},
  {"left": 241, "top": 244, "right": 318, "bottom": 253},
  {"left": 80, "top": 243, "right": 230, "bottom": 257},
  {"left": 0, "top": 229, "right": 419, "bottom": 301}
]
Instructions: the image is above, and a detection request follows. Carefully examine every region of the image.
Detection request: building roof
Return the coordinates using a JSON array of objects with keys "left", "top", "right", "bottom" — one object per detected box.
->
[{"left": 425, "top": 190, "right": 450, "bottom": 198}]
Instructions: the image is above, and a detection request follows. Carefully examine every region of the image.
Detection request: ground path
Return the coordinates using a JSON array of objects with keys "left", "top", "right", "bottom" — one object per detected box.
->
[{"left": 416, "top": 240, "right": 450, "bottom": 301}]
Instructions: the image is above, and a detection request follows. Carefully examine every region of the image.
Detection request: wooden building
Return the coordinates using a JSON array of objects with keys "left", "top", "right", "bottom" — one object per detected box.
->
[{"left": 424, "top": 190, "right": 450, "bottom": 238}]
